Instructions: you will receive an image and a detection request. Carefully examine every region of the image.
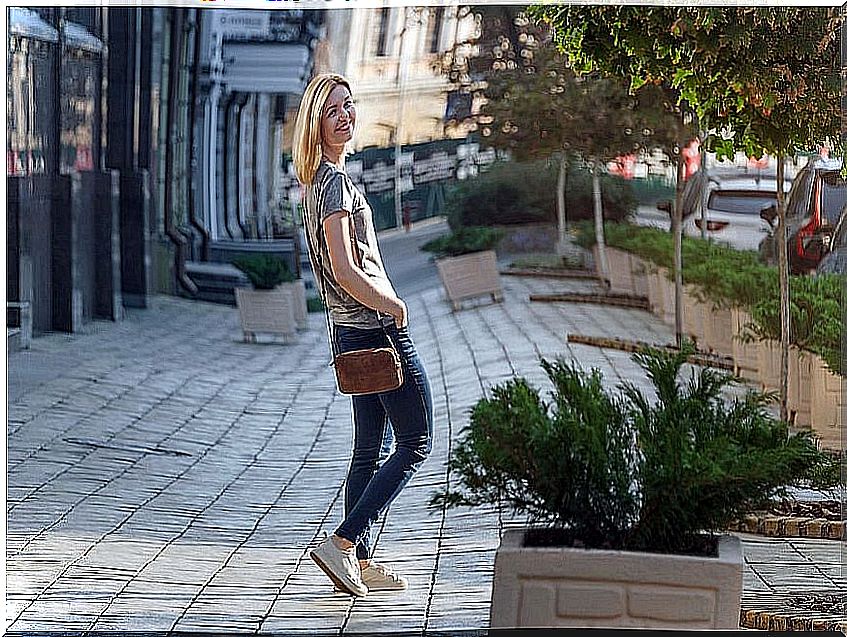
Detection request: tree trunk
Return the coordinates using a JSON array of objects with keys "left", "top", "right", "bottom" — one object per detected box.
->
[
  {"left": 673, "top": 152, "right": 685, "bottom": 347},
  {"left": 592, "top": 162, "right": 610, "bottom": 283},
  {"left": 555, "top": 154, "right": 568, "bottom": 256},
  {"left": 776, "top": 154, "right": 790, "bottom": 423},
  {"left": 699, "top": 141, "right": 708, "bottom": 240}
]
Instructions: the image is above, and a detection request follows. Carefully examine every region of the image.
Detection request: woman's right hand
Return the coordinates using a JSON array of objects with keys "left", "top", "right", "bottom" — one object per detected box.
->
[{"left": 387, "top": 298, "right": 408, "bottom": 328}]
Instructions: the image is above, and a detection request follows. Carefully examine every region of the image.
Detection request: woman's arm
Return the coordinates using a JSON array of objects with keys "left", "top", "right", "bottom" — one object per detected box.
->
[{"left": 323, "top": 211, "right": 408, "bottom": 327}]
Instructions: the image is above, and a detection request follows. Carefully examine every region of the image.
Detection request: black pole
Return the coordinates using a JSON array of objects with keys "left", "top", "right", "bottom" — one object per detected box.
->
[
  {"left": 163, "top": 8, "right": 197, "bottom": 295},
  {"left": 186, "top": 8, "right": 210, "bottom": 259}
]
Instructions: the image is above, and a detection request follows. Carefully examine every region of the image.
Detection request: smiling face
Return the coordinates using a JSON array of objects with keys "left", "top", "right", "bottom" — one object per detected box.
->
[{"left": 320, "top": 83, "right": 356, "bottom": 151}]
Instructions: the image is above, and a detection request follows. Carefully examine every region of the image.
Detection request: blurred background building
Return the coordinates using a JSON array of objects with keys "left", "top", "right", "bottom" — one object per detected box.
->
[{"left": 7, "top": 5, "right": 491, "bottom": 345}]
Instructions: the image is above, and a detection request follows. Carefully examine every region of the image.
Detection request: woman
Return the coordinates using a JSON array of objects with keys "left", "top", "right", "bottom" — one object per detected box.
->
[{"left": 292, "top": 74, "right": 434, "bottom": 597}]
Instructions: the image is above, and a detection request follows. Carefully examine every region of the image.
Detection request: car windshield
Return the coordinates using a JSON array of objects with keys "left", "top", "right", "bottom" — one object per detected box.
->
[
  {"left": 821, "top": 172, "right": 847, "bottom": 225},
  {"left": 707, "top": 191, "right": 776, "bottom": 215}
]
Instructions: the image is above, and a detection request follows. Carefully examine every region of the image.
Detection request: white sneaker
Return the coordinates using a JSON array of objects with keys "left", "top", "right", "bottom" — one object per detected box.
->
[
  {"left": 310, "top": 536, "right": 369, "bottom": 596},
  {"left": 362, "top": 561, "right": 408, "bottom": 591},
  {"left": 335, "top": 561, "right": 408, "bottom": 592}
]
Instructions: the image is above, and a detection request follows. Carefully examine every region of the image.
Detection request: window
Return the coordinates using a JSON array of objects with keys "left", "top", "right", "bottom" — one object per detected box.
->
[
  {"left": 375, "top": 8, "right": 390, "bottom": 57},
  {"left": 428, "top": 7, "right": 444, "bottom": 54}
]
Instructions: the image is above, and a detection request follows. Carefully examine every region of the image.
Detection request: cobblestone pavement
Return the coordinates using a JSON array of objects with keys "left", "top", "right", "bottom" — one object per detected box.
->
[{"left": 6, "top": 276, "right": 844, "bottom": 632}]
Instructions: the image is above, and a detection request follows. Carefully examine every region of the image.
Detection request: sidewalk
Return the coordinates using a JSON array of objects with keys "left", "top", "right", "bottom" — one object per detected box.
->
[{"left": 6, "top": 275, "right": 844, "bottom": 632}]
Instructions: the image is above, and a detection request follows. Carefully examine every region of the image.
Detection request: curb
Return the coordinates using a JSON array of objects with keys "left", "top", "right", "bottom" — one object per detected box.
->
[
  {"left": 727, "top": 515, "right": 844, "bottom": 541},
  {"left": 566, "top": 334, "right": 737, "bottom": 371},
  {"left": 501, "top": 268, "right": 601, "bottom": 281},
  {"left": 531, "top": 292, "right": 649, "bottom": 310},
  {"left": 741, "top": 596, "right": 847, "bottom": 632}
]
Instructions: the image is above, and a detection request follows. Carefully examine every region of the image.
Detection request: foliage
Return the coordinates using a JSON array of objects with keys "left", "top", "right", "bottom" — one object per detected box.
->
[
  {"left": 630, "top": 176, "right": 677, "bottom": 206},
  {"left": 575, "top": 221, "right": 841, "bottom": 375},
  {"left": 532, "top": 6, "right": 843, "bottom": 160},
  {"left": 444, "top": 160, "right": 635, "bottom": 230},
  {"left": 420, "top": 226, "right": 505, "bottom": 258},
  {"left": 748, "top": 274, "right": 841, "bottom": 375},
  {"left": 231, "top": 254, "right": 296, "bottom": 290},
  {"left": 431, "top": 345, "right": 833, "bottom": 553},
  {"left": 306, "top": 296, "right": 325, "bottom": 313}
]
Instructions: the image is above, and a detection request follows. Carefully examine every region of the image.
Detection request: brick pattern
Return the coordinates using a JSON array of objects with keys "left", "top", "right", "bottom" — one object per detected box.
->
[{"left": 6, "top": 274, "right": 844, "bottom": 632}]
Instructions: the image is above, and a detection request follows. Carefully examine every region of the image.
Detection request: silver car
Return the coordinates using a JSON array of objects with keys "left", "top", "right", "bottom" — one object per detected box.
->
[{"left": 682, "top": 168, "right": 791, "bottom": 251}]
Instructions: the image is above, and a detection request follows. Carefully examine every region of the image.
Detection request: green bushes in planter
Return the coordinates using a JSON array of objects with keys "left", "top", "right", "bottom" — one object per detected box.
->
[
  {"left": 575, "top": 221, "right": 839, "bottom": 375},
  {"left": 432, "top": 346, "right": 834, "bottom": 554},
  {"left": 748, "top": 274, "right": 841, "bottom": 376},
  {"left": 445, "top": 159, "right": 636, "bottom": 230},
  {"left": 420, "top": 226, "right": 505, "bottom": 259},
  {"left": 232, "top": 254, "right": 296, "bottom": 290}
]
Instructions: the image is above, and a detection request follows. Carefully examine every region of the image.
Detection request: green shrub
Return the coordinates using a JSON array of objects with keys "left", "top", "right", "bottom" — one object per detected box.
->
[
  {"left": 630, "top": 175, "right": 677, "bottom": 206},
  {"left": 748, "top": 274, "right": 841, "bottom": 375},
  {"left": 431, "top": 345, "right": 834, "bottom": 554},
  {"left": 420, "top": 226, "right": 505, "bottom": 258},
  {"left": 306, "top": 295, "right": 325, "bottom": 313},
  {"left": 445, "top": 159, "right": 636, "bottom": 230},
  {"left": 574, "top": 220, "right": 840, "bottom": 375},
  {"left": 232, "top": 254, "right": 296, "bottom": 290}
]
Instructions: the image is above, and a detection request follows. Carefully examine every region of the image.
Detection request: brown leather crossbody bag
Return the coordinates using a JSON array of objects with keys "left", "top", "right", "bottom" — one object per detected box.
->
[{"left": 307, "top": 173, "right": 403, "bottom": 395}]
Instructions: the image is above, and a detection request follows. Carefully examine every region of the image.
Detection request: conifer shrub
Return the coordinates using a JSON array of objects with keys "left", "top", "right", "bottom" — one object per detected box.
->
[
  {"left": 431, "top": 345, "right": 834, "bottom": 555},
  {"left": 232, "top": 254, "right": 296, "bottom": 290}
]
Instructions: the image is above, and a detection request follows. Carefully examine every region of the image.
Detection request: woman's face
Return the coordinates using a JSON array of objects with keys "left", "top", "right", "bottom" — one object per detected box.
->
[{"left": 321, "top": 84, "right": 356, "bottom": 149}]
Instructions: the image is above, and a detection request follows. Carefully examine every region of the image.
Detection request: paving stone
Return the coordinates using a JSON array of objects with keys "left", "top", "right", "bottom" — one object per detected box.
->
[{"left": 7, "top": 284, "right": 839, "bottom": 632}]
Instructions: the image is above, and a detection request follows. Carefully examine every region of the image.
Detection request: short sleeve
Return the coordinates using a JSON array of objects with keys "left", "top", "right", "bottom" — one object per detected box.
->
[{"left": 319, "top": 171, "right": 356, "bottom": 221}]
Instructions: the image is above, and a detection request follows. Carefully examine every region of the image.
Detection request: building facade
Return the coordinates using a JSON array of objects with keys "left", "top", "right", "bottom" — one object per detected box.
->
[{"left": 315, "top": 6, "right": 476, "bottom": 150}]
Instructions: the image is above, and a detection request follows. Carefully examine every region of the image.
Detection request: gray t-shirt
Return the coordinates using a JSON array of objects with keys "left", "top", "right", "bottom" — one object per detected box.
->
[{"left": 304, "top": 160, "right": 395, "bottom": 328}]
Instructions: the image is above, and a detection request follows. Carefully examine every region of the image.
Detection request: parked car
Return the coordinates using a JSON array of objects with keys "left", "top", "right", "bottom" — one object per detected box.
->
[
  {"left": 816, "top": 202, "right": 847, "bottom": 275},
  {"left": 759, "top": 157, "right": 847, "bottom": 274},
  {"left": 681, "top": 166, "right": 790, "bottom": 251}
]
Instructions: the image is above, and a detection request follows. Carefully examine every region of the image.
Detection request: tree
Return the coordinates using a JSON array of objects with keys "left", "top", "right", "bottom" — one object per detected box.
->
[
  {"left": 533, "top": 5, "right": 842, "bottom": 421},
  {"left": 445, "top": 12, "right": 696, "bottom": 290}
]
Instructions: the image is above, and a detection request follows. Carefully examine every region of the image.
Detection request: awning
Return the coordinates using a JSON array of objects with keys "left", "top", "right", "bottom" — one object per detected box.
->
[
  {"left": 8, "top": 8, "right": 59, "bottom": 43},
  {"left": 221, "top": 42, "right": 312, "bottom": 94},
  {"left": 63, "top": 21, "right": 103, "bottom": 53}
]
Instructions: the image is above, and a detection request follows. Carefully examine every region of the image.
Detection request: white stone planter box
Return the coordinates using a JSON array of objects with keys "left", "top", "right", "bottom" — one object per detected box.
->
[
  {"left": 756, "top": 339, "right": 782, "bottom": 393},
  {"left": 702, "top": 304, "right": 734, "bottom": 357},
  {"left": 630, "top": 255, "right": 650, "bottom": 298},
  {"left": 682, "top": 287, "right": 706, "bottom": 346},
  {"left": 281, "top": 280, "right": 308, "bottom": 330},
  {"left": 235, "top": 286, "right": 297, "bottom": 342},
  {"left": 788, "top": 347, "right": 813, "bottom": 429},
  {"left": 491, "top": 529, "right": 742, "bottom": 629},
  {"left": 810, "top": 354, "right": 842, "bottom": 449},
  {"left": 606, "top": 248, "right": 635, "bottom": 295},
  {"left": 435, "top": 250, "right": 503, "bottom": 311},
  {"left": 646, "top": 266, "right": 665, "bottom": 319},
  {"left": 731, "top": 309, "right": 759, "bottom": 384}
]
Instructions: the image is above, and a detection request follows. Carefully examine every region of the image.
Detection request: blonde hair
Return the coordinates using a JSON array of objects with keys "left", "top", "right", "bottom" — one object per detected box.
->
[{"left": 292, "top": 73, "right": 352, "bottom": 185}]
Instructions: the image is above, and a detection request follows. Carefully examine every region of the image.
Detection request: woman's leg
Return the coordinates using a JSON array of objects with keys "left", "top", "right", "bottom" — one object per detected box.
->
[
  {"left": 343, "top": 392, "right": 388, "bottom": 561},
  {"left": 335, "top": 323, "right": 434, "bottom": 550}
]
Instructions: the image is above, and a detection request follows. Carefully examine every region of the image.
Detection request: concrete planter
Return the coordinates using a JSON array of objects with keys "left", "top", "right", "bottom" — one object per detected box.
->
[
  {"left": 491, "top": 529, "right": 742, "bottom": 629},
  {"left": 702, "top": 304, "right": 734, "bottom": 357},
  {"left": 788, "top": 347, "right": 813, "bottom": 429},
  {"left": 630, "top": 256, "right": 650, "bottom": 299},
  {"left": 682, "top": 287, "right": 706, "bottom": 346},
  {"left": 658, "top": 270, "right": 676, "bottom": 326},
  {"left": 731, "top": 309, "right": 759, "bottom": 384},
  {"left": 756, "top": 339, "right": 782, "bottom": 393},
  {"left": 281, "top": 280, "right": 308, "bottom": 330},
  {"left": 810, "top": 354, "right": 842, "bottom": 449},
  {"left": 235, "top": 286, "right": 297, "bottom": 343},
  {"left": 646, "top": 266, "right": 665, "bottom": 319},
  {"left": 606, "top": 248, "right": 635, "bottom": 295},
  {"left": 436, "top": 250, "right": 503, "bottom": 311}
]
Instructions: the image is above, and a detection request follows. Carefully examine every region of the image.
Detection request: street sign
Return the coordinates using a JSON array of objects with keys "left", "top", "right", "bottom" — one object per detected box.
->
[{"left": 211, "top": 10, "right": 270, "bottom": 39}]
